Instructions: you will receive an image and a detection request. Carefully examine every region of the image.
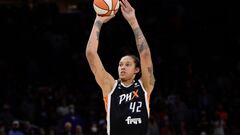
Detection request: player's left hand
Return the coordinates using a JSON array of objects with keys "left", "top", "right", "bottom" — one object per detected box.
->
[
  {"left": 120, "top": 0, "right": 136, "bottom": 25},
  {"left": 95, "top": 14, "right": 115, "bottom": 23}
]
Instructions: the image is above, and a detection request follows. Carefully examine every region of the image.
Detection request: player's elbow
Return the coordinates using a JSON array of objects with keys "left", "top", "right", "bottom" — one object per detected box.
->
[{"left": 86, "top": 46, "right": 96, "bottom": 57}]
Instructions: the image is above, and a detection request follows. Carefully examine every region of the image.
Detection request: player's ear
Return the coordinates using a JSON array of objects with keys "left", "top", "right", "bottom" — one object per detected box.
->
[{"left": 135, "top": 67, "right": 140, "bottom": 74}]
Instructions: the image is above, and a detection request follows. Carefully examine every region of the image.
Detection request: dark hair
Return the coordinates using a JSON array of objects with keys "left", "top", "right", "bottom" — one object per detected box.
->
[{"left": 125, "top": 54, "right": 141, "bottom": 80}]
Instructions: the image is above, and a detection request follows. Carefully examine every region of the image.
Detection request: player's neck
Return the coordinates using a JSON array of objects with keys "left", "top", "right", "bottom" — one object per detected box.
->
[{"left": 121, "top": 79, "right": 135, "bottom": 87}]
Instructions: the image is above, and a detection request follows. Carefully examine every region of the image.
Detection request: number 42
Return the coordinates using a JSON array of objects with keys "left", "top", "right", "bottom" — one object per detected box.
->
[{"left": 129, "top": 101, "right": 142, "bottom": 113}]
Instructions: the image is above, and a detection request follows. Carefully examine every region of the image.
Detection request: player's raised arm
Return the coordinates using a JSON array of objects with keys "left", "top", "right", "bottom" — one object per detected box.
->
[
  {"left": 120, "top": 0, "right": 155, "bottom": 94},
  {"left": 85, "top": 15, "right": 115, "bottom": 96}
]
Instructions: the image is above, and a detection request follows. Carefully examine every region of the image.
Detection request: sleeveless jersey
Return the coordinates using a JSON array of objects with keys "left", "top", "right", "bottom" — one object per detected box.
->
[{"left": 104, "top": 79, "right": 150, "bottom": 135}]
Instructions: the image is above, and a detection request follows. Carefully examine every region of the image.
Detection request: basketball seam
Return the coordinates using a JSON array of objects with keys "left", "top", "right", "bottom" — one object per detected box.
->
[
  {"left": 104, "top": 9, "right": 118, "bottom": 16},
  {"left": 102, "top": 0, "right": 109, "bottom": 10},
  {"left": 94, "top": 4, "right": 109, "bottom": 11},
  {"left": 94, "top": 0, "right": 118, "bottom": 16}
]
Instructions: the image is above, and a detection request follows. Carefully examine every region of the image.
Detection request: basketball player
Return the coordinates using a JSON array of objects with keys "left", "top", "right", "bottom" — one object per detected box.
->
[{"left": 86, "top": 0, "right": 155, "bottom": 134}]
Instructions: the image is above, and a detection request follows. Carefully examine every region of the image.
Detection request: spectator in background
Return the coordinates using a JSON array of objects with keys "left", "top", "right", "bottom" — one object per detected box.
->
[
  {"left": 0, "top": 104, "right": 14, "bottom": 131},
  {"left": 22, "top": 121, "right": 36, "bottom": 135},
  {"left": 56, "top": 99, "right": 69, "bottom": 117},
  {"left": 89, "top": 123, "right": 98, "bottom": 135},
  {"left": 0, "top": 121, "right": 6, "bottom": 135},
  {"left": 198, "top": 84, "right": 213, "bottom": 112},
  {"left": 8, "top": 120, "right": 25, "bottom": 135},
  {"left": 212, "top": 113, "right": 225, "bottom": 135},
  {"left": 63, "top": 105, "right": 84, "bottom": 134},
  {"left": 169, "top": 96, "right": 188, "bottom": 135},
  {"left": 198, "top": 111, "right": 210, "bottom": 135},
  {"left": 61, "top": 122, "right": 72, "bottom": 135},
  {"left": 39, "top": 128, "right": 45, "bottom": 135},
  {"left": 216, "top": 103, "right": 228, "bottom": 128},
  {"left": 49, "top": 128, "right": 56, "bottom": 135},
  {"left": 75, "top": 125, "right": 84, "bottom": 135}
]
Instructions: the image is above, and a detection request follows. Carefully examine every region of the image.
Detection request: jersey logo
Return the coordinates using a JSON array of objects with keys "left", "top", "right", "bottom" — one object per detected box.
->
[
  {"left": 125, "top": 116, "right": 142, "bottom": 125},
  {"left": 119, "top": 90, "right": 139, "bottom": 104},
  {"left": 134, "top": 83, "right": 140, "bottom": 87}
]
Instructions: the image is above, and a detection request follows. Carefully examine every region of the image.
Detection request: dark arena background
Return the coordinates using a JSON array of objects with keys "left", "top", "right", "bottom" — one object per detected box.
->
[{"left": 0, "top": 0, "right": 240, "bottom": 135}]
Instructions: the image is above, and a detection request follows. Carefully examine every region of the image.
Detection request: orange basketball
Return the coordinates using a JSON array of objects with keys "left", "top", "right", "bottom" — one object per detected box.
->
[{"left": 93, "top": 0, "right": 120, "bottom": 16}]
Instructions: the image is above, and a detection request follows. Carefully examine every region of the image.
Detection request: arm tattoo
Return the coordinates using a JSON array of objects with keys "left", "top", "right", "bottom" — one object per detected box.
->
[
  {"left": 95, "top": 20, "right": 103, "bottom": 29},
  {"left": 147, "top": 67, "right": 155, "bottom": 86},
  {"left": 87, "top": 41, "right": 92, "bottom": 48},
  {"left": 133, "top": 27, "right": 149, "bottom": 53},
  {"left": 94, "top": 21, "right": 102, "bottom": 41},
  {"left": 96, "top": 31, "right": 100, "bottom": 41}
]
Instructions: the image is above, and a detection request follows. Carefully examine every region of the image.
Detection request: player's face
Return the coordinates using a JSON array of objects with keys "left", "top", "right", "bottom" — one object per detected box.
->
[{"left": 118, "top": 56, "right": 139, "bottom": 81}]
